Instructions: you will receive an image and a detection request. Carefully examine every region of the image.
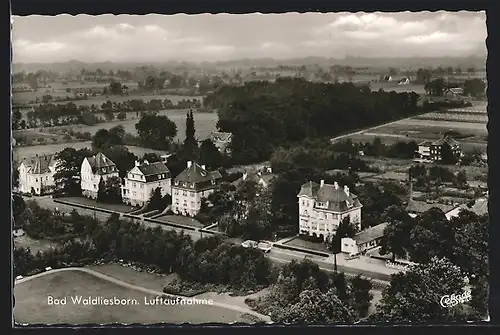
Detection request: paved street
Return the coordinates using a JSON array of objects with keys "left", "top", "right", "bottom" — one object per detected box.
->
[{"left": 22, "top": 195, "right": 395, "bottom": 283}]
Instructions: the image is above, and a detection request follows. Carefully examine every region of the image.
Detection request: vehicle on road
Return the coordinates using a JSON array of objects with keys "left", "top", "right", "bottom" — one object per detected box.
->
[
  {"left": 257, "top": 241, "right": 273, "bottom": 253},
  {"left": 345, "top": 253, "right": 360, "bottom": 260},
  {"left": 241, "top": 240, "right": 258, "bottom": 248}
]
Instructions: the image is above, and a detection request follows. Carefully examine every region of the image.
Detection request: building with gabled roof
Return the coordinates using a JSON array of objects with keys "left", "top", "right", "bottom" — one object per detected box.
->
[
  {"left": 121, "top": 160, "right": 171, "bottom": 207},
  {"left": 210, "top": 131, "right": 233, "bottom": 154},
  {"left": 81, "top": 152, "right": 119, "bottom": 199},
  {"left": 341, "top": 222, "right": 389, "bottom": 255},
  {"left": 417, "top": 136, "right": 462, "bottom": 161},
  {"left": 297, "top": 180, "right": 362, "bottom": 242},
  {"left": 18, "top": 154, "right": 59, "bottom": 195},
  {"left": 171, "top": 161, "right": 223, "bottom": 217}
]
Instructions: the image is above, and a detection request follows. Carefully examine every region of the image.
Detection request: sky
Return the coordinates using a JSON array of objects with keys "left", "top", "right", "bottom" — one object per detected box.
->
[{"left": 11, "top": 11, "right": 487, "bottom": 63}]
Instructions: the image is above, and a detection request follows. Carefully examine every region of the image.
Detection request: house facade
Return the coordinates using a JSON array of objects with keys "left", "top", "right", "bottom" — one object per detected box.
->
[
  {"left": 81, "top": 152, "right": 119, "bottom": 199},
  {"left": 121, "top": 160, "right": 171, "bottom": 207},
  {"left": 210, "top": 132, "right": 233, "bottom": 154},
  {"left": 18, "top": 154, "right": 58, "bottom": 195},
  {"left": 231, "top": 170, "right": 274, "bottom": 189},
  {"left": 297, "top": 180, "right": 363, "bottom": 242},
  {"left": 341, "top": 222, "right": 389, "bottom": 255},
  {"left": 417, "top": 136, "right": 462, "bottom": 161},
  {"left": 171, "top": 161, "right": 223, "bottom": 217}
]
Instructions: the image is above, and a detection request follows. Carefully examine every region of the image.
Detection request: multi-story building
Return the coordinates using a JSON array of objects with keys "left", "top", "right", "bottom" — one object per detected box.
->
[
  {"left": 80, "top": 152, "right": 119, "bottom": 199},
  {"left": 417, "top": 136, "right": 462, "bottom": 161},
  {"left": 171, "top": 161, "right": 222, "bottom": 217},
  {"left": 121, "top": 160, "right": 171, "bottom": 207},
  {"left": 210, "top": 132, "right": 233, "bottom": 154},
  {"left": 18, "top": 154, "right": 58, "bottom": 195},
  {"left": 297, "top": 180, "right": 362, "bottom": 242}
]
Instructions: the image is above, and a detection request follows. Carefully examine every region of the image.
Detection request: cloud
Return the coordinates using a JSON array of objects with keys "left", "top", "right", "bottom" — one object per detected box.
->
[{"left": 11, "top": 12, "right": 486, "bottom": 63}]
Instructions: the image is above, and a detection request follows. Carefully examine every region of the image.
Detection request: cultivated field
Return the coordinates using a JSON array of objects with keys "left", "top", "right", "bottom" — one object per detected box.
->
[
  {"left": 14, "top": 270, "right": 254, "bottom": 324},
  {"left": 13, "top": 81, "right": 139, "bottom": 104}
]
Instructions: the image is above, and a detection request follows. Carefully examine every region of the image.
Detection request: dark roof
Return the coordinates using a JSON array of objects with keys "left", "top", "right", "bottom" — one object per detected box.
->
[
  {"left": 137, "top": 162, "right": 170, "bottom": 182},
  {"left": 86, "top": 152, "right": 117, "bottom": 175},
  {"left": 432, "top": 136, "right": 460, "bottom": 147},
  {"left": 22, "top": 154, "right": 57, "bottom": 174},
  {"left": 175, "top": 162, "right": 222, "bottom": 184},
  {"left": 211, "top": 132, "right": 232, "bottom": 142},
  {"left": 298, "top": 181, "right": 362, "bottom": 212},
  {"left": 418, "top": 140, "right": 434, "bottom": 146},
  {"left": 353, "top": 222, "right": 389, "bottom": 245}
]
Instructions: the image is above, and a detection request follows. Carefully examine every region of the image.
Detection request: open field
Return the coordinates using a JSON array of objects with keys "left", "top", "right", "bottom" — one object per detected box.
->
[
  {"left": 14, "top": 270, "right": 254, "bottom": 325},
  {"left": 13, "top": 142, "right": 167, "bottom": 163},
  {"left": 59, "top": 197, "right": 138, "bottom": 213},
  {"left": 17, "top": 109, "right": 218, "bottom": 143},
  {"left": 13, "top": 235, "right": 60, "bottom": 254},
  {"left": 154, "top": 215, "right": 204, "bottom": 228},
  {"left": 414, "top": 112, "right": 488, "bottom": 123}
]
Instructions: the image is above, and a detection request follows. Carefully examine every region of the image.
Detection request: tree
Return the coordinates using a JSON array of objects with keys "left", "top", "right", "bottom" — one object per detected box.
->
[
  {"left": 102, "top": 145, "right": 137, "bottom": 179},
  {"left": 97, "top": 178, "right": 106, "bottom": 202},
  {"left": 463, "top": 79, "right": 486, "bottom": 98},
  {"left": 198, "top": 139, "right": 223, "bottom": 169},
  {"left": 424, "top": 78, "right": 446, "bottom": 96},
  {"left": 416, "top": 68, "right": 432, "bottom": 84},
  {"left": 117, "top": 111, "right": 127, "bottom": 120},
  {"left": 276, "top": 288, "right": 354, "bottom": 324},
  {"left": 12, "top": 168, "right": 20, "bottom": 189},
  {"left": 146, "top": 187, "right": 167, "bottom": 211},
  {"left": 135, "top": 113, "right": 177, "bottom": 150},
  {"left": 469, "top": 276, "right": 488, "bottom": 320},
  {"left": 182, "top": 110, "right": 198, "bottom": 160},
  {"left": 101, "top": 176, "right": 122, "bottom": 204},
  {"left": 54, "top": 148, "right": 92, "bottom": 196},
  {"left": 142, "top": 153, "right": 161, "bottom": 163},
  {"left": 350, "top": 275, "right": 373, "bottom": 318},
  {"left": 371, "top": 257, "right": 468, "bottom": 323},
  {"left": 103, "top": 110, "right": 114, "bottom": 121},
  {"left": 12, "top": 195, "right": 26, "bottom": 226},
  {"left": 453, "top": 171, "right": 468, "bottom": 188},
  {"left": 109, "top": 81, "right": 123, "bottom": 95},
  {"left": 440, "top": 142, "right": 459, "bottom": 165},
  {"left": 12, "top": 109, "right": 22, "bottom": 130}
]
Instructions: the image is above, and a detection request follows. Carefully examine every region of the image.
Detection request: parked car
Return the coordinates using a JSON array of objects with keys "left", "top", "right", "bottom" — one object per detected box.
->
[
  {"left": 241, "top": 240, "right": 258, "bottom": 248},
  {"left": 345, "top": 253, "right": 359, "bottom": 260},
  {"left": 257, "top": 241, "right": 273, "bottom": 253}
]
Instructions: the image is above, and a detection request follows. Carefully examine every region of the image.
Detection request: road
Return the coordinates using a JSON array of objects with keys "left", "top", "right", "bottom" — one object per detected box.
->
[
  {"left": 330, "top": 116, "right": 415, "bottom": 143},
  {"left": 22, "top": 196, "right": 394, "bottom": 284},
  {"left": 15, "top": 267, "right": 272, "bottom": 323}
]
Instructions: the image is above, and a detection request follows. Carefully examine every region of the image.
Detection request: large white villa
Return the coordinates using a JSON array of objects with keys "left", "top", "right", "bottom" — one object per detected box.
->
[
  {"left": 18, "top": 154, "right": 58, "bottom": 195},
  {"left": 297, "top": 180, "right": 363, "bottom": 242},
  {"left": 171, "top": 161, "right": 222, "bottom": 217}
]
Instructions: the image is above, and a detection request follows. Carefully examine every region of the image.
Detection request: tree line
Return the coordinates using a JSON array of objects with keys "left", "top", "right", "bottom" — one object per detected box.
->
[{"left": 205, "top": 79, "right": 423, "bottom": 165}]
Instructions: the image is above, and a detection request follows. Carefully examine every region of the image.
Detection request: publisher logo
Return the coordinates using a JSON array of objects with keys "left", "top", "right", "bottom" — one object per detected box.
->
[{"left": 440, "top": 290, "right": 472, "bottom": 308}]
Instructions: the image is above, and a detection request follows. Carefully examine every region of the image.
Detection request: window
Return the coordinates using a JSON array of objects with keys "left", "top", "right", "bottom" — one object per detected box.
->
[
  {"left": 175, "top": 199, "right": 179, "bottom": 205},
  {"left": 190, "top": 192, "right": 194, "bottom": 197},
  {"left": 174, "top": 189, "right": 179, "bottom": 195},
  {"left": 94, "top": 184, "right": 97, "bottom": 189},
  {"left": 133, "top": 182, "right": 137, "bottom": 188},
  {"left": 140, "top": 184, "right": 144, "bottom": 189},
  {"left": 183, "top": 191, "right": 187, "bottom": 196},
  {"left": 183, "top": 200, "right": 187, "bottom": 207},
  {"left": 302, "top": 200, "right": 305, "bottom": 206},
  {"left": 190, "top": 201, "right": 194, "bottom": 208},
  {"left": 36, "top": 178, "right": 38, "bottom": 182}
]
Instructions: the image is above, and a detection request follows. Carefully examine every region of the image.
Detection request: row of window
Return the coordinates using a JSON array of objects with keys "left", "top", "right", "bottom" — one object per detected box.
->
[
  {"left": 174, "top": 199, "right": 200, "bottom": 208},
  {"left": 174, "top": 189, "right": 195, "bottom": 197},
  {"left": 301, "top": 210, "right": 341, "bottom": 220}
]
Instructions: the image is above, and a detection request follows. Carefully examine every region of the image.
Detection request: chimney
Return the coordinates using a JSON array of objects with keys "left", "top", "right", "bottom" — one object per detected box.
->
[
  {"left": 201, "top": 164, "right": 206, "bottom": 170},
  {"left": 243, "top": 172, "right": 248, "bottom": 181},
  {"left": 320, "top": 180, "right": 325, "bottom": 187},
  {"left": 334, "top": 181, "right": 339, "bottom": 190},
  {"left": 134, "top": 160, "right": 140, "bottom": 167},
  {"left": 344, "top": 185, "right": 350, "bottom": 196},
  {"left": 187, "top": 161, "right": 192, "bottom": 168},
  {"left": 144, "top": 160, "right": 149, "bottom": 165}
]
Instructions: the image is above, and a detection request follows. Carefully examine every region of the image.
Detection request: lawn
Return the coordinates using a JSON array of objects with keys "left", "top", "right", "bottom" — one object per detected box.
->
[
  {"left": 13, "top": 235, "right": 60, "bottom": 254},
  {"left": 59, "top": 197, "right": 138, "bottom": 213},
  {"left": 283, "top": 236, "right": 330, "bottom": 252},
  {"left": 14, "top": 270, "right": 255, "bottom": 324},
  {"left": 154, "top": 215, "right": 204, "bottom": 228}
]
